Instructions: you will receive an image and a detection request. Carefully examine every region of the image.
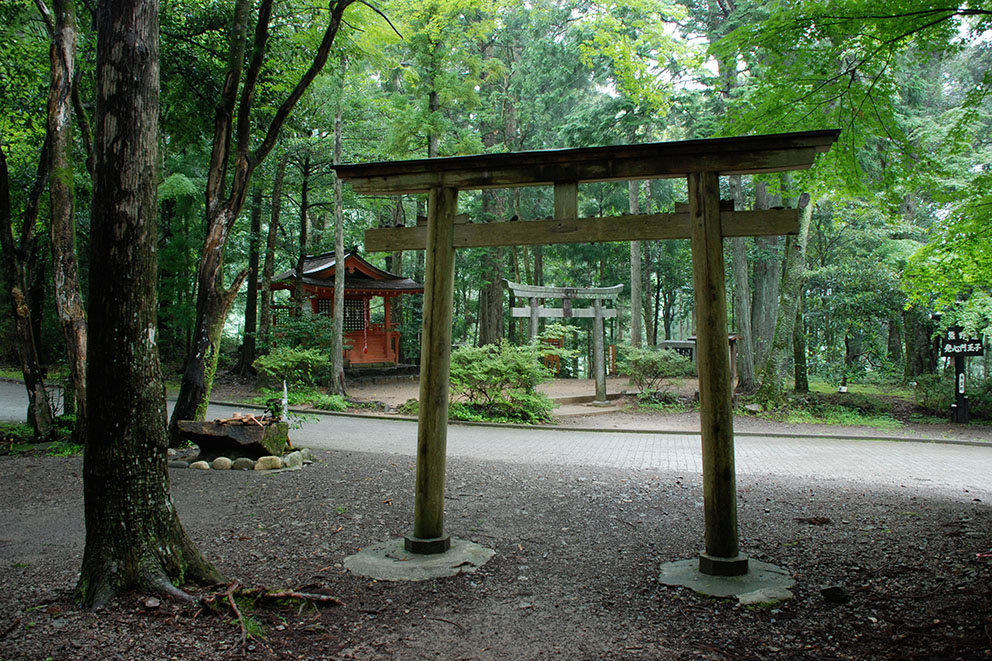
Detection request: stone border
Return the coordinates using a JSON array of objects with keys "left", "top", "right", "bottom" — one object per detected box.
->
[{"left": 168, "top": 447, "right": 315, "bottom": 471}]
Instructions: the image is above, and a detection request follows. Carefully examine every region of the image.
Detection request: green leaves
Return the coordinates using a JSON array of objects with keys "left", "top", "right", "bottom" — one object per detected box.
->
[{"left": 448, "top": 340, "right": 556, "bottom": 424}]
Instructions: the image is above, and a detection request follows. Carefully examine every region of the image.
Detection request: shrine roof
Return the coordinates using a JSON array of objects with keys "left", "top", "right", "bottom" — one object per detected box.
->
[
  {"left": 271, "top": 250, "right": 423, "bottom": 293},
  {"left": 334, "top": 130, "right": 841, "bottom": 195}
]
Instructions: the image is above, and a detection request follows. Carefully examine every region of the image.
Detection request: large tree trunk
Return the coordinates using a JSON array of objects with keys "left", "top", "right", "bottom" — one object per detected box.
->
[
  {"left": 793, "top": 295, "right": 808, "bottom": 393},
  {"left": 330, "top": 104, "right": 346, "bottom": 395},
  {"left": 45, "top": 0, "right": 88, "bottom": 436},
  {"left": 755, "top": 193, "right": 812, "bottom": 405},
  {"left": 886, "top": 316, "right": 903, "bottom": 366},
  {"left": 258, "top": 153, "right": 288, "bottom": 352},
  {"left": 170, "top": 0, "right": 355, "bottom": 441},
  {"left": 629, "top": 180, "right": 642, "bottom": 347},
  {"left": 77, "top": 0, "right": 221, "bottom": 607},
  {"left": 477, "top": 190, "right": 505, "bottom": 346},
  {"left": 234, "top": 185, "right": 262, "bottom": 376},
  {"left": 389, "top": 198, "right": 405, "bottom": 360},
  {"left": 0, "top": 142, "right": 55, "bottom": 438},
  {"left": 294, "top": 152, "right": 311, "bottom": 317},
  {"left": 903, "top": 308, "right": 936, "bottom": 380},
  {"left": 728, "top": 175, "right": 756, "bottom": 392},
  {"left": 750, "top": 182, "right": 781, "bottom": 368}
]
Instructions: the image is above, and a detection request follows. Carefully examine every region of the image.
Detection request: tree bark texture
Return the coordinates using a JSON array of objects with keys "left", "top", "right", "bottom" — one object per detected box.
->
[
  {"left": 294, "top": 152, "right": 311, "bottom": 316},
  {"left": 258, "top": 153, "right": 288, "bottom": 352},
  {"left": 793, "top": 295, "right": 809, "bottom": 393},
  {"left": 750, "top": 182, "right": 781, "bottom": 368},
  {"left": 477, "top": 190, "right": 505, "bottom": 346},
  {"left": 331, "top": 105, "right": 346, "bottom": 395},
  {"left": 170, "top": 0, "right": 355, "bottom": 441},
  {"left": 903, "top": 308, "right": 936, "bottom": 379},
  {"left": 755, "top": 194, "right": 813, "bottom": 404},
  {"left": 78, "top": 0, "right": 221, "bottom": 607},
  {"left": 628, "top": 180, "right": 642, "bottom": 347},
  {"left": 46, "top": 0, "right": 88, "bottom": 437},
  {"left": 234, "top": 185, "right": 262, "bottom": 376},
  {"left": 0, "top": 140, "right": 55, "bottom": 438},
  {"left": 728, "top": 175, "right": 756, "bottom": 392}
]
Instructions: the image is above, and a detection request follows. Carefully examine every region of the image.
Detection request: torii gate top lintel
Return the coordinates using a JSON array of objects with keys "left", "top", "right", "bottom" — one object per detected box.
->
[
  {"left": 334, "top": 129, "right": 840, "bottom": 194},
  {"left": 505, "top": 281, "right": 623, "bottom": 300}
]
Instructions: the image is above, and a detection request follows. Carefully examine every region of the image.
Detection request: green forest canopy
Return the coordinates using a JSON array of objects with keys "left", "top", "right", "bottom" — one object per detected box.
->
[{"left": 2, "top": 0, "right": 990, "bottom": 387}]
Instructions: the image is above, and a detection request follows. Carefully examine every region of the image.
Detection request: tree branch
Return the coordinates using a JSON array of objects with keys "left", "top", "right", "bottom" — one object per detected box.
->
[
  {"left": 249, "top": 0, "right": 357, "bottom": 169},
  {"left": 33, "top": 0, "right": 55, "bottom": 35},
  {"left": 359, "top": 0, "right": 403, "bottom": 39},
  {"left": 235, "top": 0, "right": 274, "bottom": 159},
  {"left": 71, "top": 68, "right": 95, "bottom": 177}
]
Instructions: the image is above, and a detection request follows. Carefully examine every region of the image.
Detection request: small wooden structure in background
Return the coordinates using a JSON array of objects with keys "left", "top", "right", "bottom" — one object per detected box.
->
[
  {"left": 270, "top": 250, "right": 423, "bottom": 366},
  {"left": 506, "top": 280, "right": 622, "bottom": 404},
  {"left": 337, "top": 129, "right": 839, "bottom": 575}
]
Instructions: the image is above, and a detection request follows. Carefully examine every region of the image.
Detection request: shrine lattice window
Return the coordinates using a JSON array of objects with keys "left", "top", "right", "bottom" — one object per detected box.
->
[{"left": 343, "top": 299, "right": 365, "bottom": 331}]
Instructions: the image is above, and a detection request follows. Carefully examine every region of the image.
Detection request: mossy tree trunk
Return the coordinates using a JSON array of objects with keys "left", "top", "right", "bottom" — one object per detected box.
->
[
  {"left": 755, "top": 193, "right": 813, "bottom": 406},
  {"left": 45, "top": 0, "right": 89, "bottom": 440},
  {"left": 77, "top": 0, "right": 221, "bottom": 608},
  {"left": 258, "top": 153, "right": 288, "bottom": 353}
]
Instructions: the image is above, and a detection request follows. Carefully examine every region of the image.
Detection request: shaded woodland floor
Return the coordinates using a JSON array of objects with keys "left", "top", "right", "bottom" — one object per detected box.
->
[{"left": 1, "top": 449, "right": 990, "bottom": 659}]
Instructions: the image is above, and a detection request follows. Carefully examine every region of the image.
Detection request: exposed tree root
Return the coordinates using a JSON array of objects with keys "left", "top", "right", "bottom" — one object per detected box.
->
[{"left": 196, "top": 580, "right": 344, "bottom": 652}]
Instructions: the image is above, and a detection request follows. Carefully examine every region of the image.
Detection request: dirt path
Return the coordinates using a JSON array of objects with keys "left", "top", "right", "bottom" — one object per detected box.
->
[{"left": 1, "top": 451, "right": 990, "bottom": 659}]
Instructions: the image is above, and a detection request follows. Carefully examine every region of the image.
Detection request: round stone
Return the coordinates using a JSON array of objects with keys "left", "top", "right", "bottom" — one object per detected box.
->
[
  {"left": 189, "top": 460, "right": 210, "bottom": 470},
  {"left": 231, "top": 457, "right": 255, "bottom": 471},
  {"left": 211, "top": 456, "right": 233, "bottom": 470},
  {"left": 254, "top": 455, "right": 284, "bottom": 470}
]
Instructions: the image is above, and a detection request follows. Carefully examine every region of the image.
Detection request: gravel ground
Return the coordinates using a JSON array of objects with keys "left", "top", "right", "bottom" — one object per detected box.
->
[{"left": 1, "top": 448, "right": 990, "bottom": 660}]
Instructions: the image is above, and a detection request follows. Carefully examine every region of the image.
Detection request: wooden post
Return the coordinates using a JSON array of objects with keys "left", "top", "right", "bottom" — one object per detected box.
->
[
  {"left": 688, "top": 171, "right": 747, "bottom": 576},
  {"left": 554, "top": 181, "right": 578, "bottom": 219},
  {"left": 593, "top": 298, "right": 607, "bottom": 404},
  {"left": 529, "top": 297, "right": 539, "bottom": 341},
  {"left": 406, "top": 187, "right": 458, "bottom": 554}
]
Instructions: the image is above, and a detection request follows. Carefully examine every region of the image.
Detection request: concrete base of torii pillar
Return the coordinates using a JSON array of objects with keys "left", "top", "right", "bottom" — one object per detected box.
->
[
  {"left": 658, "top": 557, "right": 795, "bottom": 605},
  {"left": 344, "top": 537, "right": 494, "bottom": 582}
]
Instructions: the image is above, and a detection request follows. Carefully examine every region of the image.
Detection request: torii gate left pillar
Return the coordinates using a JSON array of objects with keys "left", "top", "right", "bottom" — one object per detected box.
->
[{"left": 405, "top": 187, "right": 458, "bottom": 553}]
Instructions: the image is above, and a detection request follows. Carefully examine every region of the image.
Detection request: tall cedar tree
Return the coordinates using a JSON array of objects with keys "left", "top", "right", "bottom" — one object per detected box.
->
[
  {"left": 42, "top": 0, "right": 89, "bottom": 436},
  {"left": 77, "top": 0, "right": 222, "bottom": 607},
  {"left": 169, "top": 0, "right": 358, "bottom": 442}
]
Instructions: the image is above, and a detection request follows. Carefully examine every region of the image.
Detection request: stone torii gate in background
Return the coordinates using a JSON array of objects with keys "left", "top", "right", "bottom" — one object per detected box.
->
[
  {"left": 335, "top": 130, "right": 839, "bottom": 588},
  {"left": 506, "top": 280, "right": 621, "bottom": 405}
]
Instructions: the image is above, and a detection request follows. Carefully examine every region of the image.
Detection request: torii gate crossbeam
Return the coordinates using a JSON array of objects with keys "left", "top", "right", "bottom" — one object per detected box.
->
[{"left": 335, "top": 130, "right": 839, "bottom": 579}]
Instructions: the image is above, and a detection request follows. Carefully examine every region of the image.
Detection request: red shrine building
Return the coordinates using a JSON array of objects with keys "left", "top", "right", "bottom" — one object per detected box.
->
[{"left": 270, "top": 250, "right": 423, "bottom": 366}]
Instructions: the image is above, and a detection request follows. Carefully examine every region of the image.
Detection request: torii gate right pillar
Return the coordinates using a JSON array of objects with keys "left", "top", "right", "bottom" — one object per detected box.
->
[{"left": 689, "top": 171, "right": 747, "bottom": 576}]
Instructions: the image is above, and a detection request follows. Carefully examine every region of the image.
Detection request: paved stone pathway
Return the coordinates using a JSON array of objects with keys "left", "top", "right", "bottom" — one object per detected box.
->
[{"left": 2, "top": 380, "right": 988, "bottom": 499}]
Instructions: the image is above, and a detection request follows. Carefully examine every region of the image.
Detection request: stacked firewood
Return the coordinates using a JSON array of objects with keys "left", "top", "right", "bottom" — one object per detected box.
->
[{"left": 211, "top": 413, "right": 279, "bottom": 427}]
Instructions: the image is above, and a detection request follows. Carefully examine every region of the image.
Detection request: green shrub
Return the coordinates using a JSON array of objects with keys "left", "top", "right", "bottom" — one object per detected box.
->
[
  {"left": 914, "top": 372, "right": 953, "bottom": 414},
  {"left": 967, "top": 376, "right": 992, "bottom": 421},
  {"left": 253, "top": 346, "right": 332, "bottom": 387},
  {"left": 264, "top": 314, "right": 336, "bottom": 352},
  {"left": 46, "top": 441, "right": 84, "bottom": 457},
  {"left": 309, "top": 392, "right": 348, "bottom": 412},
  {"left": 449, "top": 341, "right": 556, "bottom": 424},
  {"left": 829, "top": 392, "right": 889, "bottom": 416},
  {"left": 1, "top": 422, "right": 36, "bottom": 445},
  {"left": 619, "top": 345, "right": 694, "bottom": 394},
  {"left": 248, "top": 387, "right": 346, "bottom": 411},
  {"left": 636, "top": 390, "right": 694, "bottom": 413}
]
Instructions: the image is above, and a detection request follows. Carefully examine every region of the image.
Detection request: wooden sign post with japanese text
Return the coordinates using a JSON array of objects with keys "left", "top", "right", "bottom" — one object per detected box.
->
[{"left": 940, "top": 326, "right": 985, "bottom": 424}]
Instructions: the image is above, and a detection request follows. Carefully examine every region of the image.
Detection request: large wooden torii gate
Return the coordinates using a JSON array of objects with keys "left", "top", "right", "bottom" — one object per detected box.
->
[{"left": 336, "top": 130, "right": 839, "bottom": 577}]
